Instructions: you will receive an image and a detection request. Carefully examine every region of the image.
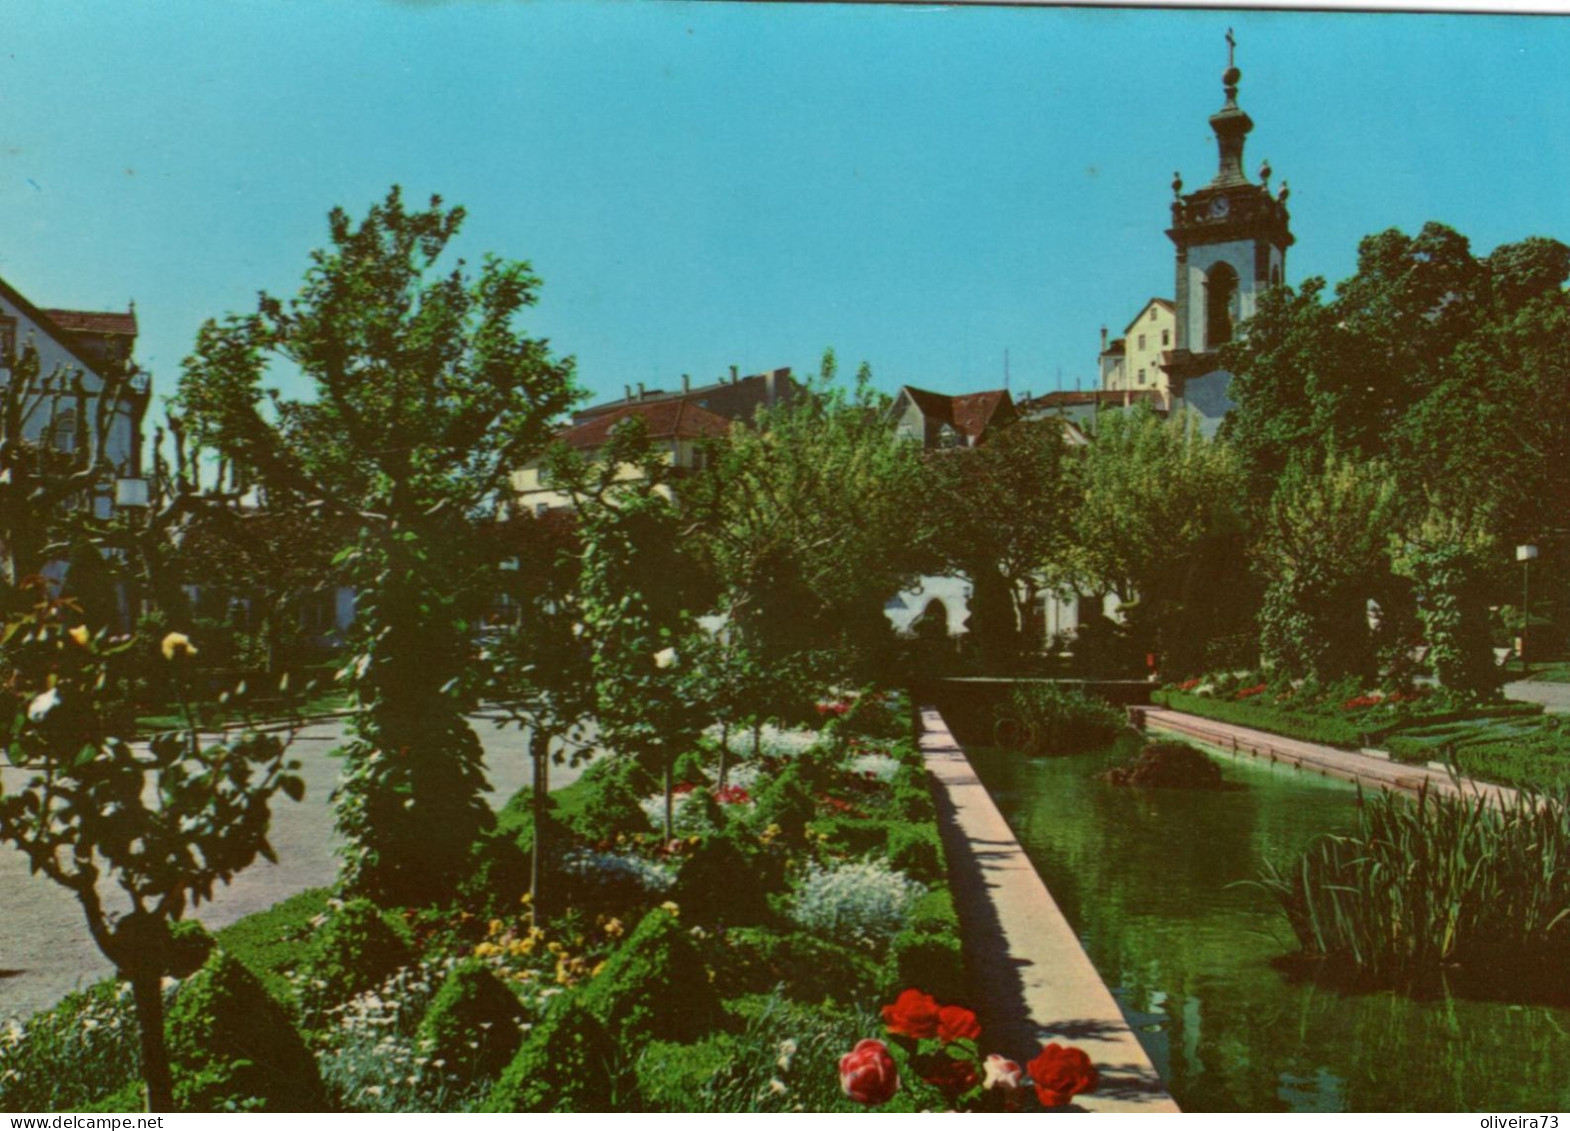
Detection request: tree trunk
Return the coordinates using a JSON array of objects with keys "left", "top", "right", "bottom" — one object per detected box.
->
[
  {"left": 717, "top": 720, "right": 729, "bottom": 790},
  {"left": 529, "top": 727, "right": 551, "bottom": 926},
  {"left": 131, "top": 968, "right": 174, "bottom": 1113},
  {"left": 662, "top": 750, "right": 674, "bottom": 841},
  {"left": 116, "top": 915, "right": 174, "bottom": 1114}
]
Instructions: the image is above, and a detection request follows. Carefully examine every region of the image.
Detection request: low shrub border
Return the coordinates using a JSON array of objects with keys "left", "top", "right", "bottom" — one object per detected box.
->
[
  {"left": 4, "top": 686, "right": 1034, "bottom": 1114},
  {"left": 1150, "top": 689, "right": 1363, "bottom": 748}
]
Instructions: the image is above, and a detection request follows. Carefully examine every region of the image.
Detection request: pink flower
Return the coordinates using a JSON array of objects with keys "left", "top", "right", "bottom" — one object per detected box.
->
[
  {"left": 982, "top": 1054, "right": 1022, "bottom": 1092},
  {"left": 839, "top": 1039, "right": 899, "bottom": 1106}
]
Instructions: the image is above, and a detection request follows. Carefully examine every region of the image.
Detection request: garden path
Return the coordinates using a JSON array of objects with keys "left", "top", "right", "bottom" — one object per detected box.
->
[
  {"left": 920, "top": 707, "right": 1180, "bottom": 1113},
  {"left": 1501, "top": 679, "right": 1570, "bottom": 714},
  {"left": 1140, "top": 707, "right": 1521, "bottom": 807},
  {"left": 0, "top": 711, "right": 595, "bottom": 1022}
]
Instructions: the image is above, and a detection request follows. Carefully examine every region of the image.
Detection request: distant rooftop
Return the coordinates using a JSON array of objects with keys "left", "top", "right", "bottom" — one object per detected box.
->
[
  {"left": 556, "top": 398, "right": 734, "bottom": 451},
  {"left": 574, "top": 366, "right": 797, "bottom": 425}
]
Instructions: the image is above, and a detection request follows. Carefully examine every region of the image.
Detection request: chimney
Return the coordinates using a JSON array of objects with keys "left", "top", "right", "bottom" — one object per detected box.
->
[
  {"left": 637, "top": 382, "right": 646, "bottom": 400},
  {"left": 682, "top": 373, "right": 691, "bottom": 394},
  {"left": 1100, "top": 326, "right": 1108, "bottom": 353},
  {"left": 729, "top": 365, "right": 739, "bottom": 384},
  {"left": 765, "top": 368, "right": 778, "bottom": 405},
  {"left": 624, "top": 384, "right": 633, "bottom": 403}
]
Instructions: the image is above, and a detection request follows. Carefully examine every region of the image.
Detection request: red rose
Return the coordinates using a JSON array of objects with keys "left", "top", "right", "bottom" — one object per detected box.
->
[
  {"left": 839, "top": 1039, "right": 899, "bottom": 1106},
  {"left": 881, "top": 988, "right": 941, "bottom": 1039},
  {"left": 1027, "top": 1043, "right": 1098, "bottom": 1108},
  {"left": 936, "top": 1004, "right": 981, "bottom": 1044}
]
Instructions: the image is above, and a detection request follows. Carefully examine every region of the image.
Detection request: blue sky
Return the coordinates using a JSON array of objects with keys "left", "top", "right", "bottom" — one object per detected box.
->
[{"left": 3, "top": 2, "right": 1569, "bottom": 408}]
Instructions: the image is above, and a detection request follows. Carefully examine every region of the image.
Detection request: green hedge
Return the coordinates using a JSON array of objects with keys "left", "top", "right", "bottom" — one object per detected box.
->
[
  {"left": 214, "top": 887, "right": 332, "bottom": 1009},
  {"left": 483, "top": 996, "right": 621, "bottom": 1113},
  {"left": 167, "top": 948, "right": 325, "bottom": 1112},
  {"left": 1151, "top": 689, "right": 1363, "bottom": 747}
]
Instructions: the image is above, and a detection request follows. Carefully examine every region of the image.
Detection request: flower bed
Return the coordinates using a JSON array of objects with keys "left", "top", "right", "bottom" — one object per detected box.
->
[
  {"left": 1150, "top": 688, "right": 1364, "bottom": 748},
  {"left": 3, "top": 685, "right": 1109, "bottom": 1113},
  {"left": 1152, "top": 679, "right": 1566, "bottom": 791}
]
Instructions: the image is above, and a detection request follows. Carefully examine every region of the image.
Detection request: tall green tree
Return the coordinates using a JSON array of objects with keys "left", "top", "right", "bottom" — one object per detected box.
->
[
  {"left": 687, "top": 352, "right": 923, "bottom": 680},
  {"left": 553, "top": 419, "right": 709, "bottom": 840},
  {"left": 1256, "top": 454, "right": 1407, "bottom": 684},
  {"left": 1071, "top": 407, "right": 1250, "bottom": 676},
  {"left": 1224, "top": 221, "right": 1570, "bottom": 659},
  {"left": 178, "top": 187, "right": 576, "bottom": 906},
  {"left": 914, "top": 418, "right": 1080, "bottom": 668},
  {"left": 481, "top": 508, "right": 594, "bottom": 920}
]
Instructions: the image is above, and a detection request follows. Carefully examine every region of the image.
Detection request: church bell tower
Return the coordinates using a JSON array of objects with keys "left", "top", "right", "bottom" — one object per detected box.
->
[{"left": 1165, "top": 32, "right": 1293, "bottom": 389}]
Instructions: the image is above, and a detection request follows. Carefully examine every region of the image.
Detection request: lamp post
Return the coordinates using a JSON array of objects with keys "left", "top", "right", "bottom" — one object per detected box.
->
[{"left": 1517, "top": 544, "right": 1538, "bottom": 672}]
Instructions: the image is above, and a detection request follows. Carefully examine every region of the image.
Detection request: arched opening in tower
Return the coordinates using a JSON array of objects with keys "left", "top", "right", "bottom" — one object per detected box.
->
[{"left": 1204, "top": 262, "right": 1239, "bottom": 350}]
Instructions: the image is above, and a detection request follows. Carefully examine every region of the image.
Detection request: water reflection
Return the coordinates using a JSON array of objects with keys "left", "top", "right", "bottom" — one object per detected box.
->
[{"left": 968, "top": 740, "right": 1570, "bottom": 1112}]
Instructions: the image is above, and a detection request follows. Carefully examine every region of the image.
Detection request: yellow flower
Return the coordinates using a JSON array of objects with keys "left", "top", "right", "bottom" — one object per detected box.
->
[
  {"left": 660, "top": 901, "right": 680, "bottom": 917},
  {"left": 67, "top": 625, "right": 90, "bottom": 648},
  {"left": 160, "top": 632, "right": 198, "bottom": 661}
]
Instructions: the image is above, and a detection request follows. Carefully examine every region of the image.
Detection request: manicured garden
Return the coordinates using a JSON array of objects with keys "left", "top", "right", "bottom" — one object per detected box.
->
[
  {"left": 1, "top": 688, "right": 1102, "bottom": 1113},
  {"left": 1152, "top": 673, "right": 1570, "bottom": 790}
]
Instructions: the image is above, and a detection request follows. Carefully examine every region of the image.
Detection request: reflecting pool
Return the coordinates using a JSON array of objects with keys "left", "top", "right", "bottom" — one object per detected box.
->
[{"left": 967, "top": 738, "right": 1570, "bottom": 1112}]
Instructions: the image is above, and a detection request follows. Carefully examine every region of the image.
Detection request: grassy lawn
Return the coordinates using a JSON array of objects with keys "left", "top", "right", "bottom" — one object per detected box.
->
[
  {"left": 215, "top": 887, "right": 335, "bottom": 1008},
  {"left": 136, "top": 687, "right": 351, "bottom": 735},
  {"left": 1155, "top": 686, "right": 1570, "bottom": 793},
  {"left": 1513, "top": 661, "right": 1570, "bottom": 684}
]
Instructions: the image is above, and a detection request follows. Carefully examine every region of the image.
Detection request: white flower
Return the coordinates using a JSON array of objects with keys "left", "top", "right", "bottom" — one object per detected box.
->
[
  {"left": 983, "top": 1054, "right": 1024, "bottom": 1091},
  {"left": 26, "top": 687, "right": 60, "bottom": 722},
  {"left": 653, "top": 646, "right": 678, "bottom": 669}
]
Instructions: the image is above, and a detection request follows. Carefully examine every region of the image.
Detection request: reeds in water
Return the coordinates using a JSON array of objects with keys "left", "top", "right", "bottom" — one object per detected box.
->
[
  {"left": 1256, "top": 782, "right": 1570, "bottom": 990},
  {"left": 993, "top": 683, "right": 1128, "bottom": 756}
]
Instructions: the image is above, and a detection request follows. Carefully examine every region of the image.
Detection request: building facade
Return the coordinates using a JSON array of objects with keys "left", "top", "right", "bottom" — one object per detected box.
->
[{"left": 1089, "top": 38, "right": 1294, "bottom": 438}]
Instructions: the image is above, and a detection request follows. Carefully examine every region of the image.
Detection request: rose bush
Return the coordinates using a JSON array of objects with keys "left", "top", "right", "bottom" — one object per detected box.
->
[
  {"left": 838, "top": 1039, "right": 898, "bottom": 1105},
  {"left": 1027, "top": 1042, "right": 1099, "bottom": 1108},
  {"left": 864, "top": 987, "right": 1100, "bottom": 1112},
  {"left": 880, "top": 988, "right": 941, "bottom": 1040}
]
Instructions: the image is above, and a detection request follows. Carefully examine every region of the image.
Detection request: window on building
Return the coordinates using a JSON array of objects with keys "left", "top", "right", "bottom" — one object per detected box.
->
[
  {"left": 1204, "top": 262, "right": 1240, "bottom": 350},
  {"left": 937, "top": 424, "right": 961, "bottom": 449},
  {"left": 49, "top": 409, "right": 77, "bottom": 453},
  {"left": 1137, "top": 334, "right": 1146, "bottom": 350},
  {"left": 1270, "top": 264, "right": 1282, "bottom": 288},
  {"left": 0, "top": 317, "right": 16, "bottom": 362},
  {"left": 1162, "top": 329, "right": 1171, "bottom": 346},
  {"left": 1137, "top": 369, "right": 1145, "bottom": 385},
  {"left": 1149, "top": 308, "right": 1158, "bottom": 321}
]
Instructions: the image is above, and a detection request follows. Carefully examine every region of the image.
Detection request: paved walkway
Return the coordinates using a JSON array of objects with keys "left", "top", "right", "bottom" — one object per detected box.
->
[
  {"left": 0, "top": 711, "right": 594, "bottom": 1022},
  {"left": 1503, "top": 679, "right": 1570, "bottom": 714},
  {"left": 1140, "top": 706, "right": 1520, "bottom": 809},
  {"left": 919, "top": 706, "right": 1179, "bottom": 1113}
]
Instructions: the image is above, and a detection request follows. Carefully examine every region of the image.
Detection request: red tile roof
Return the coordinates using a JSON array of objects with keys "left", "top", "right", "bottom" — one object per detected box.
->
[
  {"left": 574, "top": 367, "right": 796, "bottom": 425},
  {"left": 897, "top": 386, "right": 1015, "bottom": 442},
  {"left": 1021, "top": 389, "right": 1167, "bottom": 410},
  {"left": 948, "top": 390, "right": 1015, "bottom": 440},
  {"left": 555, "top": 399, "right": 733, "bottom": 451},
  {"left": 42, "top": 309, "right": 138, "bottom": 337}
]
